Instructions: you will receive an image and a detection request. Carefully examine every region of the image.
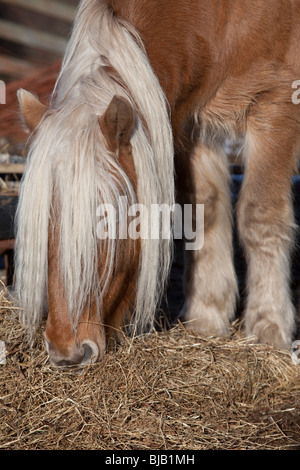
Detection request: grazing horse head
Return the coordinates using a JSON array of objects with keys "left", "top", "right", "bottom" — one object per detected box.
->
[
  {"left": 14, "top": 0, "right": 174, "bottom": 367},
  {"left": 17, "top": 90, "right": 141, "bottom": 366}
]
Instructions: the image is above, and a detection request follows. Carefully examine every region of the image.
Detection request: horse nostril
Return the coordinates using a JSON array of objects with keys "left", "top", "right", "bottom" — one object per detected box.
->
[{"left": 81, "top": 341, "right": 99, "bottom": 364}]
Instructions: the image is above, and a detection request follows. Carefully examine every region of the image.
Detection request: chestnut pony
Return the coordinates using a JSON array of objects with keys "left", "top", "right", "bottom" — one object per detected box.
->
[{"left": 15, "top": 0, "right": 300, "bottom": 366}]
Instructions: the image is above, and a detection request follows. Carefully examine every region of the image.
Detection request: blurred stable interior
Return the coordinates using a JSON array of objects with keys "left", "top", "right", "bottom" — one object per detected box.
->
[
  {"left": 0, "top": 0, "right": 300, "bottom": 320},
  {"left": 0, "top": 0, "right": 77, "bottom": 285}
]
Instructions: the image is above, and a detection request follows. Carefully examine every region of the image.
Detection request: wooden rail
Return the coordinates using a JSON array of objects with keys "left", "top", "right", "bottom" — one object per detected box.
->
[
  {"left": 0, "top": 19, "right": 68, "bottom": 55},
  {"left": 0, "top": 0, "right": 77, "bottom": 23},
  {"left": 0, "top": 54, "right": 40, "bottom": 78},
  {"left": 0, "top": 164, "right": 26, "bottom": 174},
  {"left": 0, "top": 0, "right": 77, "bottom": 81}
]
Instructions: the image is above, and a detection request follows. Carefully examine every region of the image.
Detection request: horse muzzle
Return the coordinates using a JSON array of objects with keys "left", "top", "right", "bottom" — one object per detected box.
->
[{"left": 44, "top": 338, "right": 100, "bottom": 368}]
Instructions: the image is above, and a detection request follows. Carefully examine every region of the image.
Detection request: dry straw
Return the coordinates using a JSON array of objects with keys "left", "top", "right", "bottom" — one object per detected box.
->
[{"left": 0, "top": 283, "right": 300, "bottom": 450}]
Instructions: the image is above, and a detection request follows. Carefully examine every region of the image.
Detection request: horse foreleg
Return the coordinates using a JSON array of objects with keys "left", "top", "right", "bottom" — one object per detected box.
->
[
  {"left": 180, "top": 142, "right": 238, "bottom": 336},
  {"left": 238, "top": 96, "right": 299, "bottom": 349}
]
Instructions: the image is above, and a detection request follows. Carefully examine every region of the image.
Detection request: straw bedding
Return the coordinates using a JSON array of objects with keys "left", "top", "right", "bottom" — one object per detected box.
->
[{"left": 0, "top": 284, "right": 300, "bottom": 450}]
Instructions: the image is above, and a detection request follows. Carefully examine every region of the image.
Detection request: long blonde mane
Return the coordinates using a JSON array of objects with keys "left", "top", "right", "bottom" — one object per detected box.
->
[{"left": 14, "top": 0, "right": 174, "bottom": 335}]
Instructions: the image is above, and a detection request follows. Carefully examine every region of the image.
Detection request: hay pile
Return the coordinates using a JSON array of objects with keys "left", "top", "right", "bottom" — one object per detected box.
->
[{"left": 1, "top": 285, "right": 300, "bottom": 450}]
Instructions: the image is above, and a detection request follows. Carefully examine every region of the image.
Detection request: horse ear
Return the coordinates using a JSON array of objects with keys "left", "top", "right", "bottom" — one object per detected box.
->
[
  {"left": 99, "top": 95, "right": 135, "bottom": 152},
  {"left": 17, "top": 88, "right": 48, "bottom": 132}
]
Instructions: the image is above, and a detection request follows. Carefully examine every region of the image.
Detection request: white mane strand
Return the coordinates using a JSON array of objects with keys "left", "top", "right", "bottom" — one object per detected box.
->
[{"left": 14, "top": 0, "right": 174, "bottom": 335}]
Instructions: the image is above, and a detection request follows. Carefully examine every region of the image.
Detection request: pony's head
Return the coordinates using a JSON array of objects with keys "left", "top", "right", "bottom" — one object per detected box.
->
[
  {"left": 16, "top": 89, "right": 141, "bottom": 367},
  {"left": 14, "top": 0, "right": 174, "bottom": 368}
]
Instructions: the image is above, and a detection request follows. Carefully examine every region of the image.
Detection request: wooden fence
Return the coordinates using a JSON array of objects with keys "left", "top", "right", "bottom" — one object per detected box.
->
[{"left": 0, "top": 0, "right": 78, "bottom": 82}]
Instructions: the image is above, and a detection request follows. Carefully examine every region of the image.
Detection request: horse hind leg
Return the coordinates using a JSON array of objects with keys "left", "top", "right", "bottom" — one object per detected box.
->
[{"left": 180, "top": 142, "right": 238, "bottom": 336}]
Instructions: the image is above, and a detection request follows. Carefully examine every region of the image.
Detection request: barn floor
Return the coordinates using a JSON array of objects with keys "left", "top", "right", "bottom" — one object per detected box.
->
[{"left": 1, "top": 286, "right": 300, "bottom": 451}]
